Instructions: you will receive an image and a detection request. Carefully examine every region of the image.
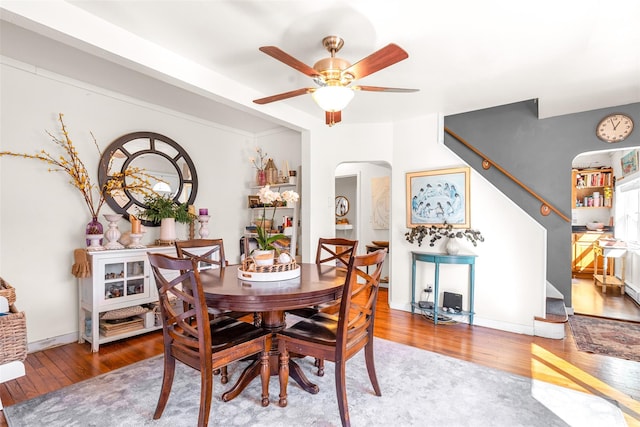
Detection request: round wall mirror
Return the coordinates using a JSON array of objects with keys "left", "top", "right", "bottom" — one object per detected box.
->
[
  {"left": 335, "top": 195, "right": 349, "bottom": 217},
  {"left": 98, "top": 132, "right": 198, "bottom": 226}
]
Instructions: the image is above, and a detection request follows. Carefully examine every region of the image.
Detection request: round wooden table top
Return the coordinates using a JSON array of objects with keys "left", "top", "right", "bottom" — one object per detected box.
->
[{"left": 199, "top": 263, "right": 347, "bottom": 313}]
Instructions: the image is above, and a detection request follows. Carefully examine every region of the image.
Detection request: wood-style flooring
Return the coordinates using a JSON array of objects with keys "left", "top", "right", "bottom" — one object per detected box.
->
[
  {"left": 1, "top": 288, "right": 639, "bottom": 427},
  {"left": 572, "top": 277, "right": 640, "bottom": 322}
]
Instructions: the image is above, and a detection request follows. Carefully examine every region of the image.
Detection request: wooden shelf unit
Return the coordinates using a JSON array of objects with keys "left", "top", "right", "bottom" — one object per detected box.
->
[{"left": 572, "top": 168, "right": 613, "bottom": 209}]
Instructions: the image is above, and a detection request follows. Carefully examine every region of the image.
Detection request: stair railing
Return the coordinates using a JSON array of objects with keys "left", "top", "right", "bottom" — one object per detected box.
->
[{"left": 445, "top": 127, "right": 570, "bottom": 222}]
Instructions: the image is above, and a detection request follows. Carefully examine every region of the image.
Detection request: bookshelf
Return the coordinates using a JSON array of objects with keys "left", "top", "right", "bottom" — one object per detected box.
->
[{"left": 572, "top": 168, "right": 613, "bottom": 209}]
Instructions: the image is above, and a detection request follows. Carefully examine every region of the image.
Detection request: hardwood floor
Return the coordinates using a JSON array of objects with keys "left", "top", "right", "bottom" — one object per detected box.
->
[
  {"left": 572, "top": 277, "right": 640, "bottom": 322},
  {"left": 1, "top": 288, "right": 639, "bottom": 426}
]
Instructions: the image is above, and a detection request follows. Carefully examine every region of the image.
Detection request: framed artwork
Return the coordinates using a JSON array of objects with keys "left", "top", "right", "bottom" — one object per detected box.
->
[
  {"left": 406, "top": 166, "right": 470, "bottom": 228},
  {"left": 621, "top": 150, "right": 638, "bottom": 176},
  {"left": 248, "top": 195, "right": 260, "bottom": 208},
  {"left": 371, "top": 176, "right": 390, "bottom": 229}
]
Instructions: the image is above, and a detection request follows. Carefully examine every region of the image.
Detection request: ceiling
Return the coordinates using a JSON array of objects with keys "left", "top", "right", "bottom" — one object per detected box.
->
[{"left": 1, "top": 1, "right": 639, "bottom": 133}]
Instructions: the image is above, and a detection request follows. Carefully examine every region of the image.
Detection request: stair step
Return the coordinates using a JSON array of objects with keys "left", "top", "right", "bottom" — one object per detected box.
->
[{"left": 534, "top": 297, "right": 568, "bottom": 323}]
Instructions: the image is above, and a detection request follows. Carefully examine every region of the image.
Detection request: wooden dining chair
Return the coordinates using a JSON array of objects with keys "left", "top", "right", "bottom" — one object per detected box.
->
[
  {"left": 175, "top": 239, "right": 260, "bottom": 382},
  {"left": 175, "top": 238, "right": 227, "bottom": 270},
  {"left": 287, "top": 238, "right": 358, "bottom": 375},
  {"left": 276, "top": 249, "right": 387, "bottom": 427},
  {"left": 289, "top": 238, "right": 358, "bottom": 320},
  {"left": 315, "top": 237, "right": 359, "bottom": 267},
  {"left": 148, "top": 253, "right": 271, "bottom": 427},
  {"left": 175, "top": 239, "right": 257, "bottom": 319}
]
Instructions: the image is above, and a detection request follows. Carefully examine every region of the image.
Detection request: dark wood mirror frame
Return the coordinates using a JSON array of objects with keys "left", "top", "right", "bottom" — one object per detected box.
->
[{"left": 98, "top": 131, "right": 198, "bottom": 227}]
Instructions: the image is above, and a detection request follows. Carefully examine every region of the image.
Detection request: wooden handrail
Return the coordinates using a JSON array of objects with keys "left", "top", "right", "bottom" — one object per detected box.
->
[{"left": 444, "top": 127, "right": 570, "bottom": 222}]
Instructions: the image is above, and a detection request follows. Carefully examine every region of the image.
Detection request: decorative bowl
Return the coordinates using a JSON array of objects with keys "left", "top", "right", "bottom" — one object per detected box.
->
[
  {"left": 586, "top": 222, "right": 604, "bottom": 231},
  {"left": 103, "top": 213, "right": 122, "bottom": 222},
  {"left": 372, "top": 240, "right": 389, "bottom": 247}
]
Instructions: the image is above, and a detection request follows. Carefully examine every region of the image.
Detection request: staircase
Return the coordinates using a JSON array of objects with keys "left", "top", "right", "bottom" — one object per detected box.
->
[{"left": 533, "top": 282, "right": 568, "bottom": 339}]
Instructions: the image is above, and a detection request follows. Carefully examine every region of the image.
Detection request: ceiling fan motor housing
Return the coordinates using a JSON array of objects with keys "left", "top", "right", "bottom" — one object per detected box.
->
[{"left": 313, "top": 57, "right": 353, "bottom": 85}]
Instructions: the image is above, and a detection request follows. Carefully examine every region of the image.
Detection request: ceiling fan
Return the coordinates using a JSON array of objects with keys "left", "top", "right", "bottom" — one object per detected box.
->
[{"left": 253, "top": 36, "right": 419, "bottom": 126}]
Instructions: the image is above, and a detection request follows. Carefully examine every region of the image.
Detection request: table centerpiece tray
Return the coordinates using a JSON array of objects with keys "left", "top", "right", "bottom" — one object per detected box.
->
[{"left": 237, "top": 257, "right": 301, "bottom": 281}]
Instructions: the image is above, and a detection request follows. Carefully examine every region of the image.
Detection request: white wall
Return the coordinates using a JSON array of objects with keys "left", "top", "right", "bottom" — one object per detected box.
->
[{"left": 0, "top": 60, "right": 300, "bottom": 346}]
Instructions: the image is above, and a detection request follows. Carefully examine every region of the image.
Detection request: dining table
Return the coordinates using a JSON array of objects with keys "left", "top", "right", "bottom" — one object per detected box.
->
[{"left": 198, "top": 262, "right": 348, "bottom": 402}]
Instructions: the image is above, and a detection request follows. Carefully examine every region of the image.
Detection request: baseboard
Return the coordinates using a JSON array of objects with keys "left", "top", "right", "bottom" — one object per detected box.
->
[
  {"left": 625, "top": 283, "right": 640, "bottom": 306},
  {"left": 390, "top": 302, "right": 536, "bottom": 336},
  {"left": 533, "top": 319, "right": 565, "bottom": 339},
  {"left": 27, "top": 332, "right": 78, "bottom": 353}
]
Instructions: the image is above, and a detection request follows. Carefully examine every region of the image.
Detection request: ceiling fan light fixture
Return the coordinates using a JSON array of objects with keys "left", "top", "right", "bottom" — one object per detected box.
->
[{"left": 312, "top": 85, "right": 354, "bottom": 112}]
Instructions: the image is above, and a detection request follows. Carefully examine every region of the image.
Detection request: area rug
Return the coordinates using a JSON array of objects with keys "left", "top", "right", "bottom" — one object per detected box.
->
[
  {"left": 4, "top": 338, "right": 625, "bottom": 427},
  {"left": 568, "top": 314, "right": 640, "bottom": 362}
]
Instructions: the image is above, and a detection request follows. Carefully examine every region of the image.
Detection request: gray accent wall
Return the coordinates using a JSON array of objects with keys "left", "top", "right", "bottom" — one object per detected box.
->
[{"left": 444, "top": 100, "right": 640, "bottom": 304}]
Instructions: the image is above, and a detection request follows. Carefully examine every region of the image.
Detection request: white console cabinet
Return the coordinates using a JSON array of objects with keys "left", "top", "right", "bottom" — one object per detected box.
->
[{"left": 78, "top": 246, "right": 175, "bottom": 352}]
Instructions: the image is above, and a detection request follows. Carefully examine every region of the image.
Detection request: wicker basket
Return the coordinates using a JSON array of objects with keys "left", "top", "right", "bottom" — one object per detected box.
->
[
  {"left": 0, "top": 305, "right": 27, "bottom": 364},
  {"left": 241, "top": 256, "right": 297, "bottom": 273},
  {"left": 0, "top": 277, "right": 17, "bottom": 306}
]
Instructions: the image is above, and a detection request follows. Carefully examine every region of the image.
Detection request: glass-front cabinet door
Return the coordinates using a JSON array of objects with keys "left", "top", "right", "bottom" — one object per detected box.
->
[{"left": 99, "top": 257, "right": 150, "bottom": 305}]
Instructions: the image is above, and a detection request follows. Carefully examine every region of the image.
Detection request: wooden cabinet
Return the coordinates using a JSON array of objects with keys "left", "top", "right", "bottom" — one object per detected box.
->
[
  {"left": 78, "top": 246, "right": 175, "bottom": 352},
  {"left": 571, "top": 233, "right": 614, "bottom": 278},
  {"left": 571, "top": 168, "right": 613, "bottom": 209}
]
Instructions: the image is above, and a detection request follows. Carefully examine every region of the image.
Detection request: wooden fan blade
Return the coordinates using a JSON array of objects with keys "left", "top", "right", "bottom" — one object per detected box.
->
[
  {"left": 342, "top": 44, "right": 409, "bottom": 80},
  {"left": 326, "top": 111, "right": 342, "bottom": 126},
  {"left": 259, "top": 46, "right": 320, "bottom": 78},
  {"left": 253, "top": 88, "right": 312, "bottom": 105},
  {"left": 353, "top": 85, "right": 419, "bottom": 93}
]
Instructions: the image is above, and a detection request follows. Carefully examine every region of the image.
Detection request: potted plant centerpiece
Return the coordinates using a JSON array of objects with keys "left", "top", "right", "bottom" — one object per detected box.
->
[
  {"left": 253, "top": 185, "right": 299, "bottom": 266},
  {"left": 139, "top": 194, "right": 195, "bottom": 242},
  {"left": 405, "top": 221, "right": 484, "bottom": 255}
]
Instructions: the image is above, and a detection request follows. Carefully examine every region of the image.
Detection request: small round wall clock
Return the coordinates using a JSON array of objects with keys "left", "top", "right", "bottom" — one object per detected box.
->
[{"left": 596, "top": 113, "right": 634, "bottom": 143}]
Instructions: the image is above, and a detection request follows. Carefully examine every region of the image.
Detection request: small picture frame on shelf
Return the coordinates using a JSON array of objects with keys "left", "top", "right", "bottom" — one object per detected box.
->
[{"left": 248, "top": 195, "right": 260, "bottom": 208}]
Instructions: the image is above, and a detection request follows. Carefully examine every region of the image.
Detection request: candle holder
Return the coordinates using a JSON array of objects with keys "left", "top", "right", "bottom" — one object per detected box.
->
[
  {"left": 87, "top": 234, "right": 105, "bottom": 251},
  {"left": 127, "top": 233, "right": 145, "bottom": 249},
  {"left": 197, "top": 215, "right": 210, "bottom": 239},
  {"left": 103, "top": 214, "right": 124, "bottom": 250}
]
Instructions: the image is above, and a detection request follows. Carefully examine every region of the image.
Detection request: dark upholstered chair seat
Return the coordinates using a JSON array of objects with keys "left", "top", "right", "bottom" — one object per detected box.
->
[
  {"left": 209, "top": 317, "right": 271, "bottom": 352},
  {"left": 279, "top": 312, "right": 339, "bottom": 345}
]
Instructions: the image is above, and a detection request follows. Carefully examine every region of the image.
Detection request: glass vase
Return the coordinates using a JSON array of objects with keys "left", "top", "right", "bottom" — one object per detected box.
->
[
  {"left": 257, "top": 170, "right": 267, "bottom": 186},
  {"left": 85, "top": 216, "right": 104, "bottom": 246}
]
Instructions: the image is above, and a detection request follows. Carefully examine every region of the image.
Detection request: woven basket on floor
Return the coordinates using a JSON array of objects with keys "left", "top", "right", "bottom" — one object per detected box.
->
[
  {"left": 0, "top": 305, "right": 27, "bottom": 364},
  {"left": 0, "top": 277, "right": 17, "bottom": 305}
]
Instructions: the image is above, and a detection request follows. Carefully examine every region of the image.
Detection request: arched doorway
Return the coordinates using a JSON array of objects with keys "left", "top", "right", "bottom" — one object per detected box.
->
[
  {"left": 571, "top": 148, "right": 640, "bottom": 322},
  {"left": 335, "top": 161, "right": 391, "bottom": 286}
]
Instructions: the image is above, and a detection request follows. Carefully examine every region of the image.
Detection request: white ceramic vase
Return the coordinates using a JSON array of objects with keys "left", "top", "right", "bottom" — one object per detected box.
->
[
  {"left": 160, "top": 218, "right": 177, "bottom": 241},
  {"left": 445, "top": 237, "right": 460, "bottom": 255}
]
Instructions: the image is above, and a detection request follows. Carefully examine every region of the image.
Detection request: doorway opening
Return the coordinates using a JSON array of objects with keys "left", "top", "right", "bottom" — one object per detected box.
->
[
  {"left": 335, "top": 161, "right": 391, "bottom": 287},
  {"left": 571, "top": 149, "right": 640, "bottom": 322}
]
